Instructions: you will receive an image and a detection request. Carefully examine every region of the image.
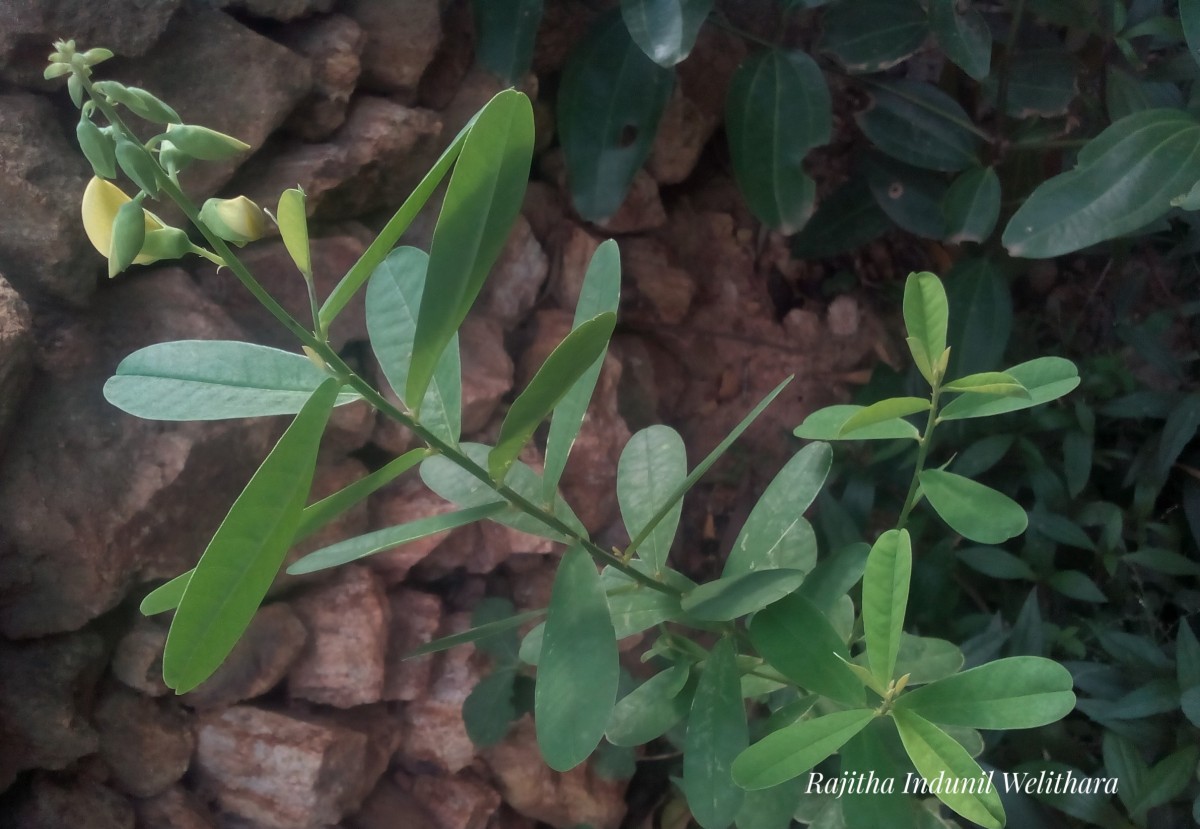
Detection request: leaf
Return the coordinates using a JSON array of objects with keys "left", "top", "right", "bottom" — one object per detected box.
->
[
  {"left": 903, "top": 271, "right": 949, "bottom": 383},
  {"left": 840, "top": 397, "right": 930, "bottom": 437},
  {"left": 1062, "top": 430, "right": 1092, "bottom": 498},
  {"left": 1106, "top": 66, "right": 1184, "bottom": 122},
  {"left": 684, "top": 638, "right": 749, "bottom": 828},
  {"left": 621, "top": 0, "right": 713, "bottom": 67},
  {"left": 795, "top": 405, "right": 920, "bottom": 441},
  {"left": 680, "top": 569, "right": 807, "bottom": 621},
  {"left": 942, "top": 371, "right": 1029, "bottom": 398},
  {"left": 544, "top": 239, "right": 621, "bottom": 501},
  {"left": 750, "top": 593, "right": 865, "bottom": 705},
  {"left": 1123, "top": 548, "right": 1200, "bottom": 576},
  {"left": 140, "top": 571, "right": 191, "bottom": 616},
  {"left": 735, "top": 779, "right": 803, "bottom": 829},
  {"left": 863, "top": 529, "right": 912, "bottom": 686},
  {"left": 919, "top": 469, "right": 1027, "bottom": 544},
  {"left": 410, "top": 609, "right": 545, "bottom": 658},
  {"left": 894, "top": 656, "right": 1076, "bottom": 729},
  {"left": 536, "top": 545, "right": 619, "bottom": 771},
  {"left": 942, "top": 166, "right": 1001, "bottom": 244},
  {"left": 821, "top": 0, "right": 929, "bottom": 73},
  {"left": 607, "top": 663, "right": 692, "bottom": 746},
  {"left": 558, "top": 11, "right": 674, "bottom": 221},
  {"left": 275, "top": 188, "right": 310, "bottom": 277},
  {"left": 724, "top": 442, "right": 830, "bottom": 578},
  {"left": 366, "top": 247, "right": 462, "bottom": 444},
  {"left": 731, "top": 709, "right": 876, "bottom": 790},
  {"left": 491, "top": 313, "right": 616, "bottom": 481},
  {"left": 1155, "top": 391, "right": 1200, "bottom": 480},
  {"left": 473, "top": 0, "right": 544, "bottom": 83},
  {"left": 618, "top": 426, "right": 687, "bottom": 574},
  {"left": 791, "top": 174, "right": 890, "bottom": 258},
  {"left": 1185, "top": 0, "right": 1200, "bottom": 69},
  {"left": 798, "top": 542, "right": 869, "bottom": 615},
  {"left": 1129, "top": 745, "right": 1200, "bottom": 819},
  {"left": 893, "top": 635, "right": 965, "bottom": 686},
  {"left": 956, "top": 546, "right": 1036, "bottom": 580},
  {"left": 295, "top": 449, "right": 428, "bottom": 542},
  {"left": 892, "top": 709, "right": 1005, "bottom": 829},
  {"left": 989, "top": 50, "right": 1079, "bottom": 118},
  {"left": 1003, "top": 109, "right": 1200, "bottom": 258},
  {"left": 163, "top": 379, "right": 340, "bottom": 692},
  {"left": 929, "top": 0, "right": 991, "bottom": 80},
  {"left": 602, "top": 562, "right": 692, "bottom": 638},
  {"left": 939, "top": 357, "right": 1079, "bottom": 420},
  {"left": 408, "top": 90, "right": 534, "bottom": 407},
  {"left": 104, "top": 341, "right": 360, "bottom": 421},
  {"left": 463, "top": 667, "right": 518, "bottom": 747},
  {"left": 865, "top": 156, "right": 950, "bottom": 240},
  {"left": 726, "top": 49, "right": 830, "bottom": 232},
  {"left": 1047, "top": 570, "right": 1107, "bottom": 603},
  {"left": 944, "top": 257, "right": 1011, "bottom": 378},
  {"left": 1178, "top": 623, "right": 1200, "bottom": 690},
  {"left": 857, "top": 80, "right": 982, "bottom": 172}
]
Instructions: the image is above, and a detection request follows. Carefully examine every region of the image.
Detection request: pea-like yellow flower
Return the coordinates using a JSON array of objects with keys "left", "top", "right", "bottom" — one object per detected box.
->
[
  {"left": 198, "top": 195, "right": 266, "bottom": 246},
  {"left": 81, "top": 176, "right": 162, "bottom": 262}
]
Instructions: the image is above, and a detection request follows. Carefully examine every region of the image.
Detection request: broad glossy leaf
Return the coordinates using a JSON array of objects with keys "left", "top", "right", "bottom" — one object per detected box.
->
[
  {"left": 942, "top": 166, "right": 1001, "bottom": 244},
  {"left": 105, "top": 341, "right": 359, "bottom": 421},
  {"left": 732, "top": 709, "right": 876, "bottom": 790},
  {"left": 295, "top": 449, "right": 427, "bottom": 542},
  {"left": 621, "top": 0, "right": 712, "bottom": 67},
  {"left": 750, "top": 593, "right": 865, "bottom": 705},
  {"left": 956, "top": 546, "right": 1036, "bottom": 580},
  {"left": 865, "top": 156, "right": 950, "bottom": 240},
  {"left": 473, "top": 0, "right": 543, "bottom": 83},
  {"left": 408, "top": 90, "right": 534, "bottom": 407},
  {"left": 618, "top": 425, "right": 686, "bottom": 574},
  {"left": 163, "top": 379, "right": 339, "bottom": 692},
  {"left": 276, "top": 187, "right": 310, "bottom": 277},
  {"left": 1047, "top": 570, "right": 1107, "bottom": 603},
  {"left": 929, "top": 0, "right": 991, "bottom": 80},
  {"left": 684, "top": 638, "right": 748, "bottom": 828},
  {"left": 903, "top": 271, "right": 948, "bottom": 383},
  {"left": 727, "top": 49, "right": 830, "bottom": 232},
  {"left": 840, "top": 724, "right": 921, "bottom": 829},
  {"left": 990, "top": 50, "right": 1079, "bottom": 118},
  {"left": 892, "top": 709, "right": 1004, "bottom": 829},
  {"left": 863, "top": 529, "right": 912, "bottom": 686},
  {"left": 822, "top": 0, "right": 929, "bottom": 73},
  {"left": 791, "top": 174, "right": 889, "bottom": 258},
  {"left": 1004, "top": 109, "right": 1200, "bottom": 258},
  {"left": 858, "top": 80, "right": 981, "bottom": 172},
  {"left": 536, "top": 545, "right": 619, "bottom": 771},
  {"left": 544, "top": 239, "right": 621, "bottom": 501},
  {"left": 919, "top": 469, "right": 1027, "bottom": 543},
  {"left": 735, "top": 779, "right": 803, "bottom": 829},
  {"left": 366, "top": 247, "right": 462, "bottom": 444},
  {"left": 942, "top": 371, "right": 1029, "bottom": 398},
  {"left": 463, "top": 666, "right": 518, "bottom": 747},
  {"left": 840, "top": 397, "right": 930, "bottom": 437},
  {"left": 939, "top": 357, "right": 1079, "bottom": 420},
  {"left": 798, "top": 542, "right": 869, "bottom": 615},
  {"left": 559, "top": 11, "right": 674, "bottom": 221},
  {"left": 1106, "top": 66, "right": 1184, "bottom": 122},
  {"left": 601, "top": 561, "right": 692, "bottom": 638},
  {"left": 607, "top": 663, "right": 691, "bottom": 746},
  {"left": 795, "top": 405, "right": 920, "bottom": 441},
  {"left": 944, "top": 257, "right": 1011, "bottom": 378},
  {"left": 895, "top": 656, "right": 1076, "bottom": 729},
  {"left": 680, "top": 569, "right": 807, "bottom": 621},
  {"left": 892, "top": 634, "right": 964, "bottom": 685},
  {"left": 724, "top": 442, "right": 829, "bottom": 577}
]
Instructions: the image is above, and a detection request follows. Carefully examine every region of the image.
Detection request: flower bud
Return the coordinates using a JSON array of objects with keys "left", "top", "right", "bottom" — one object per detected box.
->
[
  {"left": 44, "top": 62, "right": 72, "bottom": 80},
  {"left": 109, "top": 196, "right": 147, "bottom": 278},
  {"left": 76, "top": 115, "right": 117, "bottom": 179},
  {"left": 166, "top": 124, "right": 251, "bottom": 161},
  {"left": 80, "top": 47, "right": 114, "bottom": 66},
  {"left": 140, "top": 227, "right": 194, "bottom": 261},
  {"left": 157, "top": 140, "right": 192, "bottom": 177},
  {"left": 92, "top": 81, "right": 180, "bottom": 124},
  {"left": 199, "top": 196, "right": 267, "bottom": 246},
  {"left": 115, "top": 135, "right": 160, "bottom": 196}
]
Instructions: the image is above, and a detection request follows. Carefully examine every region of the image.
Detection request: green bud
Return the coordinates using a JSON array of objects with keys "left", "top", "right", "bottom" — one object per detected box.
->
[
  {"left": 157, "top": 140, "right": 192, "bottom": 177},
  {"left": 109, "top": 196, "right": 147, "bottom": 278},
  {"left": 67, "top": 74, "right": 84, "bottom": 108},
  {"left": 80, "top": 48, "right": 114, "bottom": 66},
  {"left": 276, "top": 188, "right": 311, "bottom": 277},
  {"left": 77, "top": 115, "right": 117, "bottom": 179},
  {"left": 199, "top": 196, "right": 267, "bottom": 246},
  {"left": 44, "top": 62, "right": 72, "bottom": 80},
  {"left": 165, "top": 124, "right": 251, "bottom": 161},
  {"left": 115, "top": 136, "right": 161, "bottom": 196},
  {"left": 93, "top": 81, "right": 181, "bottom": 124},
  {"left": 140, "top": 227, "right": 194, "bottom": 261}
]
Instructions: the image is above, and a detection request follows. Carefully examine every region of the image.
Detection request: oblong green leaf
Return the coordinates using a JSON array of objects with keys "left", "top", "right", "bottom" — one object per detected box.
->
[
  {"left": 408, "top": 89, "right": 534, "bottom": 407},
  {"left": 727, "top": 49, "right": 831, "bottom": 232},
  {"left": 618, "top": 425, "right": 687, "bottom": 574},
  {"left": 490, "top": 312, "right": 617, "bottom": 481},
  {"left": 536, "top": 545, "right": 619, "bottom": 771},
  {"left": 942, "top": 371, "right": 1029, "bottom": 398},
  {"left": 903, "top": 272, "right": 949, "bottom": 381},
  {"left": 795, "top": 405, "right": 920, "bottom": 441},
  {"left": 680, "top": 569, "right": 807, "bottom": 621},
  {"left": 410, "top": 608, "right": 545, "bottom": 658},
  {"left": 858, "top": 80, "right": 981, "bottom": 172},
  {"left": 621, "top": 0, "right": 713, "bottom": 67},
  {"left": 990, "top": 50, "right": 1079, "bottom": 118},
  {"left": 863, "top": 529, "right": 912, "bottom": 686},
  {"left": 104, "top": 341, "right": 359, "bottom": 421},
  {"left": 140, "top": 571, "right": 191, "bottom": 616},
  {"left": 929, "top": 0, "right": 991, "bottom": 80},
  {"left": 942, "top": 166, "right": 1001, "bottom": 244},
  {"left": 558, "top": 11, "right": 674, "bottom": 221},
  {"left": 684, "top": 638, "right": 748, "bottom": 828},
  {"left": 473, "top": 0, "right": 544, "bottom": 83},
  {"left": 1185, "top": 0, "right": 1200, "bottom": 69},
  {"left": 1046, "top": 570, "right": 1107, "bottom": 603},
  {"left": 822, "top": 0, "right": 929, "bottom": 73},
  {"left": 601, "top": 562, "right": 692, "bottom": 638},
  {"left": 163, "top": 379, "right": 340, "bottom": 692},
  {"left": 1003, "top": 109, "right": 1200, "bottom": 258},
  {"left": 944, "top": 257, "right": 1011, "bottom": 378},
  {"left": 464, "top": 666, "right": 518, "bottom": 747},
  {"left": 791, "top": 174, "right": 890, "bottom": 258},
  {"left": 865, "top": 155, "right": 950, "bottom": 240},
  {"left": 894, "top": 656, "right": 1076, "bottom": 729},
  {"left": 750, "top": 593, "right": 865, "bottom": 705},
  {"left": 892, "top": 634, "right": 964, "bottom": 685},
  {"left": 956, "top": 546, "right": 1036, "bottom": 581},
  {"left": 606, "top": 663, "right": 692, "bottom": 746},
  {"left": 276, "top": 187, "right": 310, "bottom": 277},
  {"left": 839, "top": 397, "right": 930, "bottom": 437},
  {"left": 294, "top": 449, "right": 428, "bottom": 543},
  {"left": 919, "top": 469, "right": 1027, "bottom": 543},
  {"left": 939, "top": 356, "right": 1079, "bottom": 420},
  {"left": 732, "top": 709, "right": 876, "bottom": 790}
]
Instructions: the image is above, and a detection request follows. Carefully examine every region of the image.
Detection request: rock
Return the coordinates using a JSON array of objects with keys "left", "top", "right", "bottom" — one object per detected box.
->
[
  {"left": 460, "top": 316, "right": 514, "bottom": 434},
  {"left": 367, "top": 477, "right": 459, "bottom": 585},
  {"left": 410, "top": 772, "right": 501, "bottom": 829},
  {"left": 479, "top": 215, "right": 549, "bottom": 329},
  {"left": 558, "top": 352, "right": 630, "bottom": 533},
  {"left": 437, "top": 66, "right": 537, "bottom": 147},
  {"left": 369, "top": 353, "right": 418, "bottom": 457},
  {"left": 281, "top": 15, "right": 366, "bottom": 141},
  {"left": 345, "top": 0, "right": 442, "bottom": 101},
  {"left": 553, "top": 224, "right": 602, "bottom": 311},
  {"left": 217, "top": 0, "right": 334, "bottom": 22},
  {"left": 314, "top": 704, "right": 403, "bottom": 810},
  {"left": 281, "top": 457, "right": 374, "bottom": 586},
  {"left": 622, "top": 238, "right": 696, "bottom": 325},
  {"left": 827, "top": 294, "right": 860, "bottom": 337},
  {"left": 0, "top": 630, "right": 104, "bottom": 791},
  {"left": 414, "top": 0, "right": 475, "bottom": 111},
  {"left": 483, "top": 718, "right": 627, "bottom": 829},
  {"left": 93, "top": 684, "right": 193, "bottom": 798},
  {"left": 133, "top": 785, "right": 218, "bottom": 829},
  {"left": 596, "top": 170, "right": 667, "bottom": 234},
  {"left": 288, "top": 566, "right": 389, "bottom": 707},
  {"left": 0, "top": 94, "right": 94, "bottom": 304},
  {"left": 112, "top": 616, "right": 169, "bottom": 696},
  {"left": 349, "top": 777, "right": 438, "bottom": 829},
  {"left": 183, "top": 603, "right": 308, "bottom": 710},
  {"left": 4, "top": 775, "right": 134, "bottom": 829},
  {"left": 648, "top": 85, "right": 716, "bottom": 185},
  {"left": 0, "top": 274, "right": 33, "bottom": 447},
  {"left": 384, "top": 588, "right": 442, "bottom": 702},
  {"left": 194, "top": 705, "right": 372, "bottom": 829},
  {"left": 0, "top": 270, "right": 273, "bottom": 638}
]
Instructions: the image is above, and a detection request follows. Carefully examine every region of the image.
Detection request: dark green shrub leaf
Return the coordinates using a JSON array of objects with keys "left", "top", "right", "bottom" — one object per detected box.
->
[
  {"left": 473, "top": 0, "right": 543, "bottom": 83},
  {"left": 840, "top": 397, "right": 930, "bottom": 437},
  {"left": 919, "top": 469, "right": 1027, "bottom": 543},
  {"left": 726, "top": 49, "right": 830, "bottom": 232},
  {"left": 618, "top": 425, "right": 687, "bottom": 574},
  {"left": 601, "top": 562, "right": 692, "bottom": 637},
  {"left": 1178, "top": 623, "right": 1200, "bottom": 689},
  {"left": 750, "top": 593, "right": 865, "bottom": 705},
  {"left": 621, "top": 0, "right": 712, "bottom": 66},
  {"left": 1003, "top": 109, "right": 1200, "bottom": 258},
  {"left": 865, "top": 156, "right": 950, "bottom": 240},
  {"left": 942, "top": 371, "right": 1028, "bottom": 398},
  {"left": 163, "top": 379, "right": 339, "bottom": 692},
  {"left": 1046, "top": 570, "right": 1107, "bottom": 603},
  {"left": 857, "top": 80, "right": 982, "bottom": 172},
  {"left": 558, "top": 11, "right": 674, "bottom": 220},
  {"left": 1015, "top": 761, "right": 1125, "bottom": 827},
  {"left": 893, "top": 634, "right": 964, "bottom": 685},
  {"left": 798, "top": 542, "right": 869, "bottom": 615},
  {"left": 929, "top": 0, "right": 991, "bottom": 80},
  {"left": 735, "top": 779, "right": 803, "bottom": 829},
  {"left": 944, "top": 257, "right": 1011, "bottom": 377},
  {"left": 956, "top": 546, "right": 1036, "bottom": 580},
  {"left": 795, "top": 405, "right": 920, "bottom": 441},
  {"left": 1185, "top": 0, "right": 1200, "bottom": 68},
  {"left": 791, "top": 174, "right": 889, "bottom": 258},
  {"left": 732, "top": 709, "right": 876, "bottom": 790},
  {"left": 1155, "top": 391, "right": 1200, "bottom": 480},
  {"left": 1062, "top": 430, "right": 1092, "bottom": 498},
  {"left": 988, "top": 50, "right": 1079, "bottom": 118},
  {"left": 607, "top": 663, "right": 692, "bottom": 746},
  {"left": 536, "top": 545, "right": 619, "bottom": 771},
  {"left": 821, "top": 0, "right": 929, "bottom": 73},
  {"left": 684, "top": 638, "right": 748, "bottom": 828},
  {"left": 942, "top": 166, "right": 1001, "bottom": 244},
  {"left": 681, "top": 569, "right": 807, "bottom": 621},
  {"left": 1106, "top": 65, "right": 1184, "bottom": 122},
  {"left": 464, "top": 667, "right": 518, "bottom": 747},
  {"left": 939, "top": 357, "right": 1079, "bottom": 420},
  {"left": 863, "top": 529, "right": 912, "bottom": 686},
  {"left": 1123, "top": 548, "right": 1200, "bottom": 576}
]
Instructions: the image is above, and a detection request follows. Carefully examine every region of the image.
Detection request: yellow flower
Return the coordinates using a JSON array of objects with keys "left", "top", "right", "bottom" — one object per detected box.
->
[
  {"left": 81, "top": 177, "right": 162, "bottom": 263},
  {"left": 199, "top": 195, "right": 266, "bottom": 246}
]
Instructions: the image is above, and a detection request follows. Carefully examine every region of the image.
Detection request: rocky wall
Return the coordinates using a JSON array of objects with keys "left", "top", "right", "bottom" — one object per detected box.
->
[{"left": 0, "top": 2, "right": 881, "bottom": 827}]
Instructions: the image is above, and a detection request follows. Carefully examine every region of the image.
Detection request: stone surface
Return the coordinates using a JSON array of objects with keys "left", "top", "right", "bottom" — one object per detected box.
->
[
  {"left": 94, "top": 684, "right": 193, "bottom": 798},
  {"left": 410, "top": 772, "right": 501, "bottom": 829},
  {"left": 553, "top": 224, "right": 602, "bottom": 312},
  {"left": 0, "top": 94, "right": 94, "bottom": 304},
  {"left": 346, "top": 0, "right": 442, "bottom": 101},
  {"left": 0, "top": 274, "right": 33, "bottom": 448},
  {"left": 479, "top": 215, "right": 549, "bottom": 329},
  {"left": 622, "top": 237, "right": 696, "bottom": 325},
  {"left": 384, "top": 588, "right": 442, "bottom": 702},
  {"left": 194, "top": 706, "right": 371, "bottom": 829},
  {"left": 367, "top": 477, "right": 459, "bottom": 584},
  {"left": 280, "top": 457, "right": 374, "bottom": 586},
  {"left": 281, "top": 15, "right": 366, "bottom": 141},
  {"left": 0, "top": 630, "right": 104, "bottom": 791},
  {"left": 349, "top": 778, "right": 438, "bottom": 829},
  {"left": 112, "top": 616, "right": 170, "bottom": 696},
  {"left": 183, "top": 603, "right": 307, "bottom": 710},
  {"left": 217, "top": 0, "right": 334, "bottom": 22},
  {"left": 133, "top": 785, "right": 218, "bottom": 829},
  {"left": 4, "top": 775, "right": 134, "bottom": 829},
  {"left": 594, "top": 170, "right": 667, "bottom": 234},
  {"left": 289, "top": 566, "right": 389, "bottom": 707},
  {"left": 647, "top": 84, "right": 716, "bottom": 186},
  {"left": 0, "top": 270, "right": 273, "bottom": 638},
  {"left": 460, "top": 316, "right": 514, "bottom": 434}
]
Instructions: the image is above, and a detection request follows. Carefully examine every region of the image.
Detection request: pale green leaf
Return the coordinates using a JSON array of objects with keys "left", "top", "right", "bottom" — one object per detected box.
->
[
  {"left": 607, "top": 663, "right": 691, "bottom": 746},
  {"left": 732, "top": 709, "right": 876, "bottom": 790},
  {"left": 903, "top": 272, "right": 949, "bottom": 379},
  {"left": 942, "top": 371, "right": 1030, "bottom": 398},
  {"left": 681, "top": 569, "right": 808, "bottom": 621},
  {"left": 685, "top": 638, "right": 748, "bottom": 828},
  {"left": 276, "top": 187, "right": 310, "bottom": 277},
  {"left": 863, "top": 529, "right": 912, "bottom": 686},
  {"left": 939, "top": 356, "right": 1079, "bottom": 420},
  {"left": 839, "top": 397, "right": 930, "bottom": 437},
  {"left": 795, "top": 405, "right": 920, "bottom": 441},
  {"left": 618, "top": 426, "right": 687, "bottom": 574},
  {"left": 919, "top": 469, "right": 1027, "bottom": 544}
]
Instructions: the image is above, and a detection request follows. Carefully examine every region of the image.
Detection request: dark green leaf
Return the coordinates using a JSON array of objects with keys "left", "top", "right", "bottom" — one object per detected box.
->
[
  {"left": 929, "top": 0, "right": 991, "bottom": 80},
  {"left": 798, "top": 542, "right": 869, "bottom": 615},
  {"left": 464, "top": 667, "right": 518, "bottom": 747},
  {"left": 1106, "top": 66, "right": 1184, "bottom": 122},
  {"left": 1178, "top": 623, "right": 1200, "bottom": 689},
  {"left": 473, "top": 0, "right": 544, "bottom": 83},
  {"left": 1102, "top": 732, "right": 1144, "bottom": 817},
  {"left": 791, "top": 174, "right": 889, "bottom": 258},
  {"left": 607, "top": 663, "right": 692, "bottom": 746},
  {"left": 953, "top": 434, "right": 1014, "bottom": 478},
  {"left": 1123, "top": 548, "right": 1200, "bottom": 576},
  {"left": 1155, "top": 391, "right": 1200, "bottom": 479},
  {"left": 1015, "top": 761, "right": 1125, "bottom": 828},
  {"left": 1129, "top": 744, "right": 1200, "bottom": 819},
  {"left": 1047, "top": 570, "right": 1107, "bottom": 603},
  {"left": 681, "top": 569, "right": 808, "bottom": 621},
  {"left": 858, "top": 80, "right": 981, "bottom": 172},
  {"left": 944, "top": 257, "right": 1011, "bottom": 378},
  {"left": 732, "top": 709, "right": 876, "bottom": 790},
  {"left": 750, "top": 593, "right": 865, "bottom": 705},
  {"left": 618, "top": 425, "right": 687, "bottom": 574},
  {"left": 919, "top": 469, "right": 1027, "bottom": 544},
  {"left": 989, "top": 50, "right": 1079, "bottom": 118},
  {"left": 795, "top": 405, "right": 920, "bottom": 441},
  {"left": 895, "top": 656, "right": 1076, "bottom": 729},
  {"left": 684, "top": 638, "right": 748, "bottom": 828},
  {"left": 893, "top": 634, "right": 964, "bottom": 685},
  {"left": 865, "top": 156, "right": 950, "bottom": 240},
  {"left": 863, "top": 529, "right": 912, "bottom": 686},
  {"left": 939, "top": 357, "right": 1079, "bottom": 420},
  {"left": 956, "top": 546, "right": 1036, "bottom": 580},
  {"left": 601, "top": 562, "right": 692, "bottom": 638},
  {"left": 822, "top": 0, "right": 929, "bottom": 73},
  {"left": 942, "top": 166, "right": 1001, "bottom": 244},
  {"left": 1062, "top": 430, "right": 1092, "bottom": 498},
  {"left": 1184, "top": 0, "right": 1200, "bottom": 69},
  {"left": 621, "top": 0, "right": 713, "bottom": 66},
  {"left": 735, "top": 779, "right": 803, "bottom": 829}
]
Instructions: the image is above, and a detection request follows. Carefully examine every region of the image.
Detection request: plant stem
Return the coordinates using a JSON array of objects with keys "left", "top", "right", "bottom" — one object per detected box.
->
[{"left": 897, "top": 383, "right": 942, "bottom": 529}]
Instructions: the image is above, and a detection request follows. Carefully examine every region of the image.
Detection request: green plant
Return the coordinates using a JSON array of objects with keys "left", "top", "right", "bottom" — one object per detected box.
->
[{"left": 50, "top": 39, "right": 1090, "bottom": 829}]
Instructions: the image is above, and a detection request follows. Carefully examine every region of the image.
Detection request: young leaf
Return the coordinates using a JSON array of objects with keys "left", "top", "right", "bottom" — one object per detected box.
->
[
  {"left": 543, "top": 239, "right": 621, "bottom": 502},
  {"left": 606, "top": 663, "right": 692, "bottom": 746},
  {"left": 558, "top": 11, "right": 674, "bottom": 221},
  {"left": 680, "top": 569, "right": 808, "bottom": 622},
  {"left": 163, "top": 379, "right": 340, "bottom": 692},
  {"left": 919, "top": 469, "right": 1027, "bottom": 544},
  {"left": 938, "top": 356, "right": 1079, "bottom": 420},
  {"left": 857, "top": 80, "right": 982, "bottom": 172},
  {"left": 410, "top": 609, "right": 545, "bottom": 658},
  {"left": 863, "top": 529, "right": 912, "bottom": 686},
  {"left": 276, "top": 187, "right": 310, "bottom": 278},
  {"left": 472, "top": 0, "right": 544, "bottom": 83},
  {"left": 821, "top": 0, "right": 929, "bottom": 73},
  {"left": 903, "top": 272, "right": 949, "bottom": 382},
  {"left": 795, "top": 405, "right": 920, "bottom": 441},
  {"left": 490, "top": 312, "right": 617, "bottom": 481},
  {"left": 892, "top": 709, "right": 1005, "bottom": 829},
  {"left": 621, "top": 0, "right": 713, "bottom": 67},
  {"left": 618, "top": 426, "right": 687, "bottom": 574},
  {"left": 942, "top": 166, "right": 1001, "bottom": 244},
  {"left": 536, "top": 545, "right": 619, "bottom": 771},
  {"left": 684, "top": 638, "right": 748, "bottom": 829},
  {"left": 942, "top": 371, "right": 1030, "bottom": 398},
  {"left": 723, "top": 442, "right": 830, "bottom": 577},
  {"left": 839, "top": 397, "right": 930, "bottom": 437},
  {"left": 294, "top": 449, "right": 428, "bottom": 542},
  {"left": 928, "top": 0, "right": 991, "bottom": 80},
  {"left": 408, "top": 90, "right": 534, "bottom": 408},
  {"left": 726, "top": 49, "right": 831, "bottom": 233},
  {"left": 750, "top": 593, "right": 865, "bottom": 705},
  {"left": 731, "top": 709, "right": 876, "bottom": 790},
  {"left": 894, "top": 655, "right": 1076, "bottom": 729},
  {"left": 798, "top": 542, "right": 870, "bottom": 615},
  {"left": 104, "top": 341, "right": 360, "bottom": 421},
  {"left": 791, "top": 174, "right": 890, "bottom": 259},
  {"left": 140, "top": 571, "right": 191, "bottom": 616}
]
